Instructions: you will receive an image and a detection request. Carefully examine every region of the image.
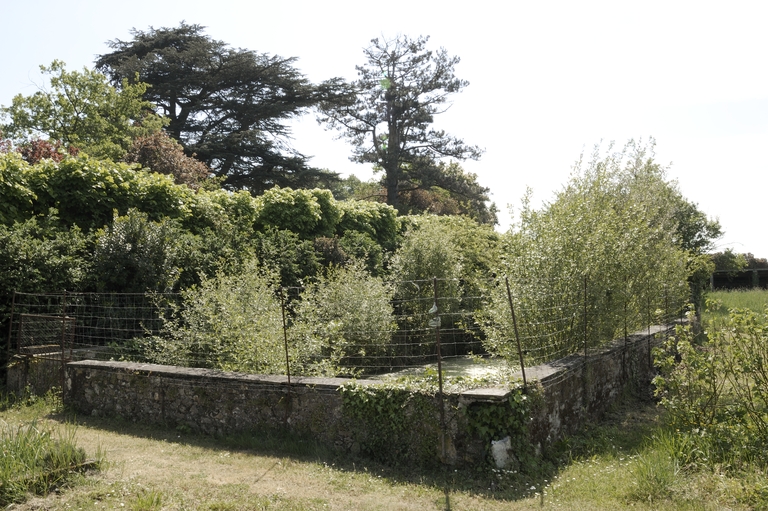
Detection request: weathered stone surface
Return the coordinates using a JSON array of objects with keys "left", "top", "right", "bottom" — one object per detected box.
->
[{"left": 62, "top": 324, "right": 674, "bottom": 467}]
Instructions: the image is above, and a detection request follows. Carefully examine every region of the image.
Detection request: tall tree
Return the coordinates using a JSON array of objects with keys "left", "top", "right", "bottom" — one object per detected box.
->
[
  {"left": 320, "top": 35, "right": 484, "bottom": 209},
  {"left": 0, "top": 61, "right": 164, "bottom": 161},
  {"left": 96, "top": 22, "right": 343, "bottom": 193}
]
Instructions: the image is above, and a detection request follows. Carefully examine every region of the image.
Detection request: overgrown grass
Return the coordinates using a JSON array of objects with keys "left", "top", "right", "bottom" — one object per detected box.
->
[
  {"left": 0, "top": 420, "right": 103, "bottom": 506},
  {"left": 705, "top": 288, "right": 768, "bottom": 321},
  {"left": 0, "top": 389, "right": 104, "bottom": 507}
]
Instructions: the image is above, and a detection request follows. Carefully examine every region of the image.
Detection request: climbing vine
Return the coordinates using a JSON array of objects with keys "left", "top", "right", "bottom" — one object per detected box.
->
[
  {"left": 464, "top": 383, "right": 541, "bottom": 470},
  {"left": 339, "top": 379, "right": 439, "bottom": 466}
]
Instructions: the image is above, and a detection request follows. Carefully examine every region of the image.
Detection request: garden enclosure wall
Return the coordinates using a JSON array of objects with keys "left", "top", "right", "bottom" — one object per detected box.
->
[
  {"left": 61, "top": 322, "right": 672, "bottom": 468},
  {"left": 5, "top": 278, "right": 684, "bottom": 467}
]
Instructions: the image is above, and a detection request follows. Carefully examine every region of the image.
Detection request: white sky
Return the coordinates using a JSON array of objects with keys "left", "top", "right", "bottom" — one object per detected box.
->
[{"left": 2, "top": 0, "right": 767, "bottom": 256}]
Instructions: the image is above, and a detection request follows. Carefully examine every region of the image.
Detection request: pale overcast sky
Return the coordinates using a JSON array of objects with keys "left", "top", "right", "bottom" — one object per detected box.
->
[{"left": 2, "top": 1, "right": 767, "bottom": 256}]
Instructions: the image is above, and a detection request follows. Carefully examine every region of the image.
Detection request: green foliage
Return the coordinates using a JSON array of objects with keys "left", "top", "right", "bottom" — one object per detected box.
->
[
  {"left": 654, "top": 304, "right": 768, "bottom": 468},
  {"left": 396, "top": 161, "right": 498, "bottom": 225},
  {"left": 22, "top": 154, "right": 193, "bottom": 231},
  {"left": 0, "top": 153, "right": 36, "bottom": 224},
  {"left": 711, "top": 249, "right": 748, "bottom": 273},
  {"left": 480, "top": 141, "right": 691, "bottom": 365},
  {"left": 291, "top": 262, "right": 395, "bottom": 376},
  {"left": 0, "top": 419, "right": 100, "bottom": 507},
  {"left": 138, "top": 264, "right": 287, "bottom": 374},
  {"left": 253, "top": 227, "right": 320, "bottom": 288},
  {"left": 403, "top": 214, "right": 501, "bottom": 285},
  {"left": 337, "top": 231, "right": 385, "bottom": 276},
  {"left": 91, "top": 209, "right": 190, "bottom": 292},
  {"left": 335, "top": 199, "right": 399, "bottom": 252},
  {"left": 339, "top": 381, "right": 439, "bottom": 465},
  {"left": 390, "top": 215, "right": 465, "bottom": 356},
  {"left": 464, "top": 384, "right": 538, "bottom": 470},
  {"left": 390, "top": 215, "right": 500, "bottom": 356},
  {"left": 184, "top": 189, "right": 259, "bottom": 235},
  {"left": 96, "top": 22, "right": 343, "bottom": 192},
  {"left": 255, "top": 187, "right": 341, "bottom": 239},
  {"left": 0, "top": 211, "right": 92, "bottom": 295},
  {"left": 324, "top": 174, "right": 385, "bottom": 202},
  {"left": 0, "top": 60, "right": 164, "bottom": 161}
]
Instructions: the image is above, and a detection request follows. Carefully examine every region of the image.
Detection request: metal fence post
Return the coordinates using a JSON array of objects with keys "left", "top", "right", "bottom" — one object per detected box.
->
[
  {"left": 504, "top": 277, "right": 526, "bottom": 389},
  {"left": 647, "top": 285, "right": 652, "bottom": 370},
  {"left": 279, "top": 288, "right": 291, "bottom": 386},
  {"left": 432, "top": 277, "right": 446, "bottom": 463},
  {"left": 583, "top": 275, "right": 588, "bottom": 362}
]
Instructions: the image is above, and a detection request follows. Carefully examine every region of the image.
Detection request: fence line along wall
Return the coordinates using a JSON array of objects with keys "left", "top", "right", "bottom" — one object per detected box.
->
[{"left": 63, "top": 322, "right": 674, "bottom": 468}]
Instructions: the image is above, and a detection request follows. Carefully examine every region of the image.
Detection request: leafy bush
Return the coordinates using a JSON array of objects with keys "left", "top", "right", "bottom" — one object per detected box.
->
[
  {"left": 291, "top": 262, "right": 395, "bottom": 376},
  {"left": 92, "top": 209, "right": 190, "bottom": 293},
  {"left": 480, "top": 141, "right": 691, "bottom": 365},
  {"left": 137, "top": 264, "right": 287, "bottom": 374},
  {"left": 335, "top": 199, "right": 399, "bottom": 252},
  {"left": 654, "top": 304, "right": 768, "bottom": 468},
  {"left": 389, "top": 215, "right": 465, "bottom": 358},
  {"left": 338, "top": 230, "right": 385, "bottom": 276},
  {"left": 0, "top": 211, "right": 92, "bottom": 295},
  {"left": 0, "top": 153, "right": 36, "bottom": 224},
  {"left": 255, "top": 186, "right": 341, "bottom": 239},
  {"left": 23, "top": 155, "right": 193, "bottom": 231},
  {"left": 253, "top": 227, "right": 320, "bottom": 288}
]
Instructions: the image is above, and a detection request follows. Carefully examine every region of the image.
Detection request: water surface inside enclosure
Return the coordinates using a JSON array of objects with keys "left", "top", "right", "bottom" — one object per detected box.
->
[{"left": 370, "top": 356, "right": 517, "bottom": 380}]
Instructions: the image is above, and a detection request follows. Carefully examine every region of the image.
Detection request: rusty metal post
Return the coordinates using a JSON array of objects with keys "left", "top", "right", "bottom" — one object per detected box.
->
[
  {"left": 432, "top": 277, "right": 447, "bottom": 463},
  {"left": 647, "top": 285, "right": 652, "bottom": 370},
  {"left": 504, "top": 277, "right": 526, "bottom": 389},
  {"left": 583, "top": 275, "right": 588, "bottom": 361},
  {"left": 279, "top": 288, "right": 291, "bottom": 386},
  {"left": 6, "top": 290, "right": 17, "bottom": 363}
]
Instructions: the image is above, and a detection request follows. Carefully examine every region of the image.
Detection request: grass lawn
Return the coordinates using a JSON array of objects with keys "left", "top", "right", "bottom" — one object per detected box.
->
[{"left": 0, "top": 387, "right": 761, "bottom": 510}]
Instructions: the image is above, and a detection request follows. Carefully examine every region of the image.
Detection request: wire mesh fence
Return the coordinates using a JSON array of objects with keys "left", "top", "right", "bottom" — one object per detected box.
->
[{"left": 6, "top": 274, "right": 689, "bottom": 392}]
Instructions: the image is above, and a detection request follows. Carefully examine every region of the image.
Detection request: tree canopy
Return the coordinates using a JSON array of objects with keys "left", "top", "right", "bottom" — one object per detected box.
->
[
  {"left": 0, "top": 61, "right": 165, "bottom": 161},
  {"left": 319, "top": 35, "right": 486, "bottom": 211},
  {"left": 95, "top": 22, "right": 344, "bottom": 193}
]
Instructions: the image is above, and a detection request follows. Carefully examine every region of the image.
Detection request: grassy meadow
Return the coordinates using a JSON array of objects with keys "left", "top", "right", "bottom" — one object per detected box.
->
[{"left": 705, "top": 288, "right": 768, "bottom": 321}]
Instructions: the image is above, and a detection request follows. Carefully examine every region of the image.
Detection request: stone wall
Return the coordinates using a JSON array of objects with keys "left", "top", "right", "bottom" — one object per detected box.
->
[{"left": 62, "top": 324, "right": 674, "bottom": 467}]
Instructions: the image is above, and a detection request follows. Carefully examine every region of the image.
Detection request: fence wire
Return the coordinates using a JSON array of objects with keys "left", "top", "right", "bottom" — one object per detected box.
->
[{"left": 6, "top": 275, "right": 688, "bottom": 386}]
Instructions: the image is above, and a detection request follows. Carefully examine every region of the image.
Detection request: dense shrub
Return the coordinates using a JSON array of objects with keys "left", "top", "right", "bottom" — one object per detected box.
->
[
  {"left": 254, "top": 187, "right": 341, "bottom": 239},
  {"left": 253, "top": 227, "right": 320, "bottom": 288},
  {"left": 0, "top": 211, "right": 92, "bottom": 294},
  {"left": 389, "top": 215, "right": 466, "bottom": 358},
  {"left": 479, "top": 142, "right": 691, "bottom": 365},
  {"left": 23, "top": 155, "right": 193, "bottom": 231},
  {"left": 336, "top": 199, "right": 399, "bottom": 252},
  {"left": 654, "top": 305, "right": 768, "bottom": 468},
  {"left": 291, "top": 262, "right": 396, "bottom": 376},
  {"left": 91, "top": 209, "right": 190, "bottom": 293},
  {"left": 0, "top": 153, "right": 36, "bottom": 225},
  {"left": 138, "top": 264, "right": 287, "bottom": 374}
]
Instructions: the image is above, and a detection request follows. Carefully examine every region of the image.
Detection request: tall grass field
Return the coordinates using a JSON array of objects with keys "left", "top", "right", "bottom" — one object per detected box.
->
[{"left": 705, "top": 288, "right": 768, "bottom": 321}]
